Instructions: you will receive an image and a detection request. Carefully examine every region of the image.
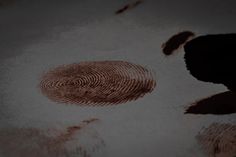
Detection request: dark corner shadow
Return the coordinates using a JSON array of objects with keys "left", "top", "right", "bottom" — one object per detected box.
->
[
  {"left": 0, "top": 0, "right": 17, "bottom": 7},
  {"left": 185, "top": 91, "right": 236, "bottom": 115}
]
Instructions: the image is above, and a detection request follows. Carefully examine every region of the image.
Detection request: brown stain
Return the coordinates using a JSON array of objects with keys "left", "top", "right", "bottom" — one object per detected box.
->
[
  {"left": 55, "top": 118, "right": 99, "bottom": 144},
  {"left": 185, "top": 91, "right": 236, "bottom": 115},
  {"left": 115, "top": 0, "right": 143, "bottom": 14},
  {"left": 0, "top": 0, "right": 16, "bottom": 7},
  {"left": 196, "top": 123, "right": 236, "bottom": 157},
  {"left": 0, "top": 118, "right": 105, "bottom": 157},
  {"left": 39, "top": 61, "right": 156, "bottom": 106},
  {"left": 162, "top": 31, "right": 195, "bottom": 55},
  {"left": 82, "top": 118, "right": 99, "bottom": 124}
]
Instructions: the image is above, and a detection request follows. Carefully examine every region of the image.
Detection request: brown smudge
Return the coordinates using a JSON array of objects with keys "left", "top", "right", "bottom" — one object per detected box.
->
[
  {"left": 185, "top": 91, "right": 236, "bottom": 115},
  {"left": 196, "top": 123, "right": 236, "bottom": 157},
  {"left": 115, "top": 0, "right": 143, "bottom": 14},
  {"left": 0, "top": 0, "right": 16, "bottom": 7},
  {"left": 82, "top": 118, "right": 99, "bottom": 124},
  {"left": 162, "top": 31, "right": 195, "bottom": 55},
  {"left": 0, "top": 118, "right": 105, "bottom": 157},
  {"left": 39, "top": 61, "right": 156, "bottom": 106},
  {"left": 52, "top": 118, "right": 99, "bottom": 145}
]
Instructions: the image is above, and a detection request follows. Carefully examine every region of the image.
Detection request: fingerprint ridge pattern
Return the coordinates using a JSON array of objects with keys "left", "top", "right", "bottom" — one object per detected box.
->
[
  {"left": 40, "top": 61, "right": 156, "bottom": 106},
  {"left": 197, "top": 123, "right": 236, "bottom": 157}
]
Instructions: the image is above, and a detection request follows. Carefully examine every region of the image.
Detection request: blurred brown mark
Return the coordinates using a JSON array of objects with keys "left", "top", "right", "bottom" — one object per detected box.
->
[{"left": 115, "top": 0, "right": 143, "bottom": 14}]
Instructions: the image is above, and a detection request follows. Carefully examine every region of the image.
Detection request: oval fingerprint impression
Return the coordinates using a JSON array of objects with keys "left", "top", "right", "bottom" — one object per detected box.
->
[
  {"left": 39, "top": 61, "right": 156, "bottom": 106},
  {"left": 196, "top": 123, "right": 236, "bottom": 157}
]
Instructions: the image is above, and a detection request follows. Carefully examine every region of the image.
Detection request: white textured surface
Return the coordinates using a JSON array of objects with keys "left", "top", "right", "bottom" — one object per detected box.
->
[{"left": 0, "top": 0, "right": 236, "bottom": 156}]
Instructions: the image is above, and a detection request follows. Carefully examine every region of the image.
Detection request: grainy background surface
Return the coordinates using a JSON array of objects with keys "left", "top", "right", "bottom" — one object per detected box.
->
[{"left": 0, "top": 0, "right": 236, "bottom": 157}]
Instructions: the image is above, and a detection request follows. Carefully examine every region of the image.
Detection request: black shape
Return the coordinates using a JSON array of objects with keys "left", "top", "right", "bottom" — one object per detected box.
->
[
  {"left": 162, "top": 31, "right": 195, "bottom": 55},
  {"left": 185, "top": 91, "right": 236, "bottom": 115},
  {"left": 184, "top": 33, "right": 236, "bottom": 91},
  {"left": 115, "top": 0, "right": 143, "bottom": 15}
]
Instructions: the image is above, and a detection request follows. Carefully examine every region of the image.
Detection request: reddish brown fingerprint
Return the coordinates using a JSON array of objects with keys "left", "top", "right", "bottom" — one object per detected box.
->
[
  {"left": 196, "top": 123, "right": 236, "bottom": 157},
  {"left": 162, "top": 31, "right": 195, "bottom": 55},
  {"left": 0, "top": 118, "right": 105, "bottom": 157},
  {"left": 115, "top": 0, "right": 143, "bottom": 14},
  {"left": 39, "top": 61, "right": 156, "bottom": 106}
]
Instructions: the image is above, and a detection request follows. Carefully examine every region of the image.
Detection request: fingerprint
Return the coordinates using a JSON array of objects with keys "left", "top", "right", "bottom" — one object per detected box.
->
[
  {"left": 39, "top": 61, "right": 156, "bottom": 106},
  {"left": 162, "top": 31, "right": 195, "bottom": 56},
  {"left": 0, "top": 118, "right": 105, "bottom": 157},
  {"left": 185, "top": 91, "right": 236, "bottom": 115},
  {"left": 196, "top": 123, "right": 236, "bottom": 157}
]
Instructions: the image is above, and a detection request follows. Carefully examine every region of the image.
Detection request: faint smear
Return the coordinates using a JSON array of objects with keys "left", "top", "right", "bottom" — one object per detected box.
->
[
  {"left": 115, "top": 0, "right": 143, "bottom": 14},
  {"left": 162, "top": 31, "right": 195, "bottom": 56},
  {"left": 39, "top": 61, "right": 156, "bottom": 106},
  {"left": 0, "top": 118, "right": 105, "bottom": 157},
  {"left": 196, "top": 123, "right": 236, "bottom": 157},
  {"left": 185, "top": 91, "right": 236, "bottom": 115}
]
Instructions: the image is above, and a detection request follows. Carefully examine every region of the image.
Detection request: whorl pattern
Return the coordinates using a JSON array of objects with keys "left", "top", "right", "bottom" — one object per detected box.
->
[{"left": 39, "top": 61, "right": 156, "bottom": 106}]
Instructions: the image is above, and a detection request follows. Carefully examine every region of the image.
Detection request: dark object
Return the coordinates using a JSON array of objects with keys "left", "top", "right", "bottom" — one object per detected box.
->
[
  {"left": 185, "top": 91, "right": 236, "bottom": 115},
  {"left": 115, "top": 0, "right": 143, "bottom": 14},
  {"left": 162, "top": 31, "right": 195, "bottom": 55},
  {"left": 184, "top": 34, "right": 236, "bottom": 91}
]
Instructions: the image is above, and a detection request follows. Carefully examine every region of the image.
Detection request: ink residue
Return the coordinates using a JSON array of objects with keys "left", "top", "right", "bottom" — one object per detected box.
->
[
  {"left": 115, "top": 0, "right": 143, "bottom": 14},
  {"left": 40, "top": 61, "right": 156, "bottom": 106},
  {"left": 0, "top": 118, "right": 105, "bottom": 157},
  {"left": 197, "top": 123, "right": 236, "bottom": 157},
  {"left": 185, "top": 91, "right": 236, "bottom": 115},
  {"left": 184, "top": 33, "right": 236, "bottom": 91},
  {"left": 162, "top": 31, "right": 195, "bottom": 55}
]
